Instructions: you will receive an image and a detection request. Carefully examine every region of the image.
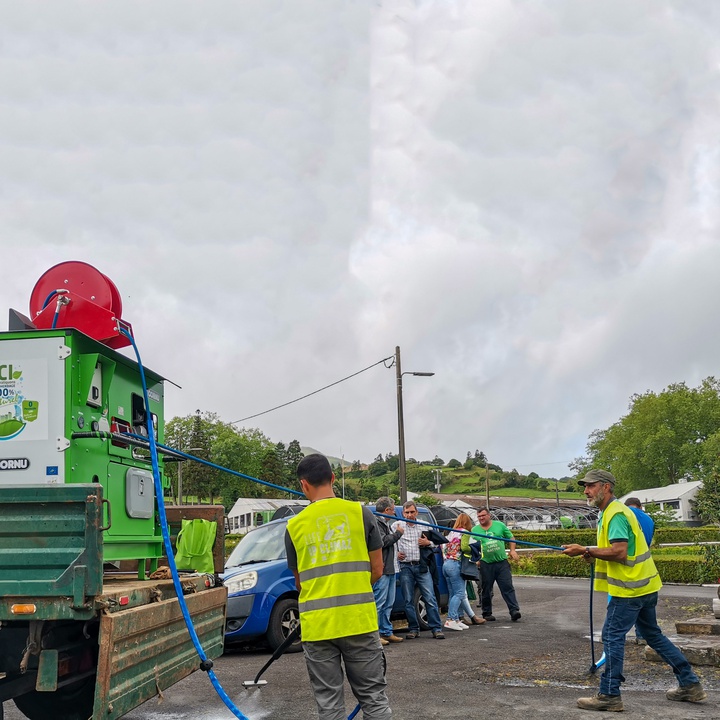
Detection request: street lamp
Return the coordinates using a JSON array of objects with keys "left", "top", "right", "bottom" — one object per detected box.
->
[{"left": 395, "top": 345, "right": 434, "bottom": 504}]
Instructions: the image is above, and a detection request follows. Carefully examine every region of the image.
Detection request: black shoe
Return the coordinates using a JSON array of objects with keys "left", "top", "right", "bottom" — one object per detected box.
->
[
  {"left": 511, "top": 611, "right": 521, "bottom": 622},
  {"left": 483, "top": 614, "right": 496, "bottom": 621}
]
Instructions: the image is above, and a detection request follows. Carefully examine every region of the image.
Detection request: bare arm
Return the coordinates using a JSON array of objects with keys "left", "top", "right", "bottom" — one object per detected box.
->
[
  {"left": 562, "top": 541, "right": 628, "bottom": 563},
  {"left": 369, "top": 548, "right": 383, "bottom": 585}
]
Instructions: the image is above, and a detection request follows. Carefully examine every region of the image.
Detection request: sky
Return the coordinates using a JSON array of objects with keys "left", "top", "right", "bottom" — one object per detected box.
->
[{"left": 2, "top": 0, "right": 720, "bottom": 479}]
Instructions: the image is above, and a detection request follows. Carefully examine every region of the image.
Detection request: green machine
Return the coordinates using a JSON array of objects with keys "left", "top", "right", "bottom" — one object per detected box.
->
[{"left": 0, "top": 261, "right": 167, "bottom": 569}]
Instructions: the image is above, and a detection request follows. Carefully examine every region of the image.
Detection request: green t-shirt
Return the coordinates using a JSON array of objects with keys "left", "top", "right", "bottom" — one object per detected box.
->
[
  {"left": 598, "top": 509, "right": 636, "bottom": 557},
  {"left": 471, "top": 521, "right": 514, "bottom": 564}
]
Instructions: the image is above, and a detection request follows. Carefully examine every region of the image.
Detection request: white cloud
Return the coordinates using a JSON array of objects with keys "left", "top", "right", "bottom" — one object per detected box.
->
[{"left": 2, "top": 1, "right": 720, "bottom": 481}]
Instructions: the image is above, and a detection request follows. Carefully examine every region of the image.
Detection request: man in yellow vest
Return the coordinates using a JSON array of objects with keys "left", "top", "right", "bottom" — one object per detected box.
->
[
  {"left": 285, "top": 454, "right": 392, "bottom": 719},
  {"left": 563, "top": 469, "right": 705, "bottom": 712}
]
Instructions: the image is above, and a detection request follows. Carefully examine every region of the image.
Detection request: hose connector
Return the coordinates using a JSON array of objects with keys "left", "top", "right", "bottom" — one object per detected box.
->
[{"left": 199, "top": 659, "right": 214, "bottom": 672}]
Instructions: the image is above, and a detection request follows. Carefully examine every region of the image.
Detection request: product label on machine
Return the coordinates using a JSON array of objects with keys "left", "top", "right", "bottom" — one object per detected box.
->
[{"left": 0, "top": 359, "right": 48, "bottom": 442}]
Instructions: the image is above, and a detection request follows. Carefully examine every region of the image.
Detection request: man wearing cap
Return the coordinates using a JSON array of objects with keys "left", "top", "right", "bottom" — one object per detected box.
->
[{"left": 563, "top": 469, "right": 705, "bottom": 712}]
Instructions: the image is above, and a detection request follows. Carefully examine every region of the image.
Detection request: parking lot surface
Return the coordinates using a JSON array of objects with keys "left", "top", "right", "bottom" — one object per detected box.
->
[{"left": 4, "top": 577, "right": 719, "bottom": 720}]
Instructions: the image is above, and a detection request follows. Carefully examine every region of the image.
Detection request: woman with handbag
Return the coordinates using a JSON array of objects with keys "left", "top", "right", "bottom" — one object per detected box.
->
[{"left": 441, "top": 513, "right": 486, "bottom": 631}]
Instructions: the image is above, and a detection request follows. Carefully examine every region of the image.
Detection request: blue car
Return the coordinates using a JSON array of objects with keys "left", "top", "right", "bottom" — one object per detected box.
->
[{"left": 221, "top": 504, "right": 449, "bottom": 652}]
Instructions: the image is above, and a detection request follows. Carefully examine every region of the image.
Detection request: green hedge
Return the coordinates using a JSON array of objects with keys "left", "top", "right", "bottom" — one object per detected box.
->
[
  {"left": 513, "top": 525, "right": 720, "bottom": 549},
  {"left": 515, "top": 553, "right": 714, "bottom": 584}
]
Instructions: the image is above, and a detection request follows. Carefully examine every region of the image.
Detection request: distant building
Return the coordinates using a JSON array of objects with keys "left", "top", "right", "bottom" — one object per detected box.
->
[
  {"left": 617, "top": 479, "right": 702, "bottom": 524},
  {"left": 227, "top": 498, "right": 310, "bottom": 534}
]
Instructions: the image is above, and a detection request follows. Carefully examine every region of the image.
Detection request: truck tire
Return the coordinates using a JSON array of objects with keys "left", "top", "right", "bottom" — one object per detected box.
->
[
  {"left": 266, "top": 598, "right": 302, "bottom": 653},
  {"left": 13, "top": 677, "right": 95, "bottom": 720}
]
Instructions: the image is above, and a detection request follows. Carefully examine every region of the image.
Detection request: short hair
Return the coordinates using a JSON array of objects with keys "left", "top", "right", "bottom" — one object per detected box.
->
[
  {"left": 478, "top": 506, "right": 490, "bottom": 515},
  {"left": 403, "top": 500, "right": 417, "bottom": 511},
  {"left": 296, "top": 453, "right": 333, "bottom": 487},
  {"left": 376, "top": 496, "right": 394, "bottom": 513},
  {"left": 625, "top": 497, "right": 642, "bottom": 509}
]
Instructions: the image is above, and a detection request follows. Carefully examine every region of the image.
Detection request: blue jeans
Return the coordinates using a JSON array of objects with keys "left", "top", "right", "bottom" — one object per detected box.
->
[
  {"left": 399, "top": 563, "right": 442, "bottom": 633},
  {"left": 372, "top": 573, "right": 396, "bottom": 637},
  {"left": 600, "top": 592, "right": 699, "bottom": 696},
  {"left": 442, "top": 559, "right": 468, "bottom": 621}
]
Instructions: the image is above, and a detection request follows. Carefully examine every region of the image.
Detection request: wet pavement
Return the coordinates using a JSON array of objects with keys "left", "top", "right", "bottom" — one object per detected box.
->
[{"left": 4, "top": 577, "right": 719, "bottom": 719}]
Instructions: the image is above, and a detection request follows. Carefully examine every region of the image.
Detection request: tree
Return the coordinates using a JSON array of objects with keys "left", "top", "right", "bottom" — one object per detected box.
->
[
  {"left": 406, "top": 466, "right": 435, "bottom": 493},
  {"left": 368, "top": 453, "right": 388, "bottom": 477},
  {"left": 535, "top": 478, "right": 549, "bottom": 491},
  {"left": 260, "top": 447, "right": 286, "bottom": 492},
  {"left": 384, "top": 453, "right": 399, "bottom": 472},
  {"left": 572, "top": 378, "right": 720, "bottom": 496},
  {"left": 644, "top": 503, "right": 682, "bottom": 528},
  {"left": 447, "top": 458, "right": 461, "bottom": 468},
  {"left": 282, "top": 439, "right": 305, "bottom": 492},
  {"left": 414, "top": 492, "right": 437, "bottom": 508}
]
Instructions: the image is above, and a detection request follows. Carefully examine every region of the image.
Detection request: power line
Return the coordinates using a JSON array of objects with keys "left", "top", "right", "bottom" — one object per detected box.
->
[{"left": 230, "top": 355, "right": 394, "bottom": 426}]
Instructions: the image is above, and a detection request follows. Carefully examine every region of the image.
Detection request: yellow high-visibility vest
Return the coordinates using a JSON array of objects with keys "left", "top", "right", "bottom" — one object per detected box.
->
[
  {"left": 594, "top": 500, "right": 662, "bottom": 598},
  {"left": 287, "top": 497, "right": 378, "bottom": 642}
]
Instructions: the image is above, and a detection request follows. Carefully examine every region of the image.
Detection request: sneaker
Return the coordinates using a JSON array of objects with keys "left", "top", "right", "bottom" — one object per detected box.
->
[
  {"left": 443, "top": 620, "right": 465, "bottom": 632},
  {"left": 384, "top": 634, "right": 404, "bottom": 643},
  {"left": 511, "top": 611, "right": 522, "bottom": 622},
  {"left": 666, "top": 682, "right": 707, "bottom": 703},
  {"left": 432, "top": 630, "right": 446, "bottom": 639},
  {"left": 458, "top": 621, "right": 470, "bottom": 629},
  {"left": 380, "top": 637, "right": 389, "bottom": 646},
  {"left": 576, "top": 693, "right": 624, "bottom": 712},
  {"left": 483, "top": 614, "right": 496, "bottom": 621}
]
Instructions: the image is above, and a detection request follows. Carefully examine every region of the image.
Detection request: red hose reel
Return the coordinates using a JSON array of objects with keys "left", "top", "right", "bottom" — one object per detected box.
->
[{"left": 29, "top": 261, "right": 134, "bottom": 349}]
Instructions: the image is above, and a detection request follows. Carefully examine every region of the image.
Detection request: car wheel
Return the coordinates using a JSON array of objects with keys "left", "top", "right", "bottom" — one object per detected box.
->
[
  {"left": 266, "top": 598, "right": 302, "bottom": 653},
  {"left": 413, "top": 589, "right": 430, "bottom": 631}
]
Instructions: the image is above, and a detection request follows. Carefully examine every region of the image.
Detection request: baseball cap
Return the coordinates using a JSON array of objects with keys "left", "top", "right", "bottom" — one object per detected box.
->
[{"left": 578, "top": 469, "right": 616, "bottom": 487}]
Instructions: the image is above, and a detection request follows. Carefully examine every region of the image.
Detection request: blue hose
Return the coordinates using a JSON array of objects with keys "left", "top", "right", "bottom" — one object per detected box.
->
[{"left": 121, "top": 329, "right": 250, "bottom": 720}]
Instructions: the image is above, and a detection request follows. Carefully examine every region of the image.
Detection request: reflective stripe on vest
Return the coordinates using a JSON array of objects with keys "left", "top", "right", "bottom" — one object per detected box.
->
[
  {"left": 287, "top": 497, "right": 378, "bottom": 642},
  {"left": 593, "top": 500, "right": 662, "bottom": 598}
]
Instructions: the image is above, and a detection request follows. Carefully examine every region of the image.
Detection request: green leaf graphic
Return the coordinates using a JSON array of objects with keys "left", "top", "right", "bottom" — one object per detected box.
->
[{"left": 12, "top": 371, "right": 22, "bottom": 379}]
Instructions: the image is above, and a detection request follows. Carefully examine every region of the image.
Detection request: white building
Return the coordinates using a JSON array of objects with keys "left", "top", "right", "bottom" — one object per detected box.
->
[
  {"left": 618, "top": 479, "right": 702, "bottom": 523},
  {"left": 227, "top": 498, "right": 309, "bottom": 533}
]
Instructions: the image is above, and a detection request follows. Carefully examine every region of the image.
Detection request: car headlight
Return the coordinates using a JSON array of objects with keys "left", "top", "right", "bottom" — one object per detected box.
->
[{"left": 224, "top": 571, "right": 258, "bottom": 595}]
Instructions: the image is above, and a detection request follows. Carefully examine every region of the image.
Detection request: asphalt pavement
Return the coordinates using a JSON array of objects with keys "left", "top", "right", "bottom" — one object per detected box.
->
[{"left": 4, "top": 577, "right": 720, "bottom": 720}]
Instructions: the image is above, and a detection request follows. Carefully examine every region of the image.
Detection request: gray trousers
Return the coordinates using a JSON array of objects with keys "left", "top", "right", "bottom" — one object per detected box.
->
[{"left": 302, "top": 632, "right": 392, "bottom": 720}]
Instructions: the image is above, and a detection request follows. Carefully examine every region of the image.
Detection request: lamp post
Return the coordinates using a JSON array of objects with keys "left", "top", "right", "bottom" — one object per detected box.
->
[{"left": 395, "top": 345, "right": 434, "bottom": 504}]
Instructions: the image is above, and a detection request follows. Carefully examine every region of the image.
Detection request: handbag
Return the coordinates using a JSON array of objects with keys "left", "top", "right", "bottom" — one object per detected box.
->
[{"left": 460, "top": 553, "right": 480, "bottom": 581}]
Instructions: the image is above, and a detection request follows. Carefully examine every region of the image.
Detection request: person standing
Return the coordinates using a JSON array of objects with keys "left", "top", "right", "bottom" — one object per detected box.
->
[
  {"left": 563, "top": 469, "right": 705, "bottom": 712},
  {"left": 472, "top": 507, "right": 521, "bottom": 622},
  {"left": 394, "top": 500, "right": 445, "bottom": 639},
  {"left": 285, "top": 454, "right": 392, "bottom": 720},
  {"left": 442, "top": 512, "right": 485, "bottom": 630},
  {"left": 374, "top": 496, "right": 404, "bottom": 645},
  {"left": 624, "top": 497, "right": 656, "bottom": 643},
  {"left": 624, "top": 497, "right": 655, "bottom": 546}
]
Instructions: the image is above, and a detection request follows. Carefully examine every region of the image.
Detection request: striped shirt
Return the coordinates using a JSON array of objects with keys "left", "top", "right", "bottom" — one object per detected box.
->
[{"left": 393, "top": 519, "right": 424, "bottom": 562}]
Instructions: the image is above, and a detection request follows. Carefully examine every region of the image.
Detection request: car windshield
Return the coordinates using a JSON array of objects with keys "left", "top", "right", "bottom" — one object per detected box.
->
[{"left": 225, "top": 520, "right": 288, "bottom": 568}]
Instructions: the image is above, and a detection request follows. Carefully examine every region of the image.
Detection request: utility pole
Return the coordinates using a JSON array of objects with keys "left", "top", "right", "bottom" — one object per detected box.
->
[
  {"left": 485, "top": 459, "right": 490, "bottom": 509},
  {"left": 434, "top": 468, "right": 441, "bottom": 493},
  {"left": 396, "top": 346, "right": 407, "bottom": 504}
]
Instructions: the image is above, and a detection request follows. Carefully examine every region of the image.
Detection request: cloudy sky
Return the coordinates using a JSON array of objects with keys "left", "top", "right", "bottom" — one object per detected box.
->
[{"left": 2, "top": 1, "right": 719, "bottom": 479}]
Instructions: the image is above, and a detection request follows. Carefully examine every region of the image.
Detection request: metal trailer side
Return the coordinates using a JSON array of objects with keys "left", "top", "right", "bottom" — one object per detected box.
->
[{"left": 0, "top": 484, "right": 226, "bottom": 720}]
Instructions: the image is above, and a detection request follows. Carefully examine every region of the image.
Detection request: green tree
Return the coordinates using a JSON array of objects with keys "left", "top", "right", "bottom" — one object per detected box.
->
[
  {"left": 536, "top": 478, "right": 549, "bottom": 491},
  {"left": 260, "top": 447, "right": 286, "bottom": 493},
  {"left": 644, "top": 503, "right": 681, "bottom": 528},
  {"left": 413, "top": 492, "right": 437, "bottom": 508},
  {"left": 165, "top": 411, "right": 273, "bottom": 508},
  {"left": 406, "top": 466, "right": 435, "bottom": 493},
  {"left": 447, "top": 458, "right": 461, "bottom": 468},
  {"left": 368, "top": 453, "right": 388, "bottom": 477},
  {"left": 572, "top": 378, "right": 720, "bottom": 495},
  {"left": 282, "top": 439, "right": 305, "bottom": 492}
]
